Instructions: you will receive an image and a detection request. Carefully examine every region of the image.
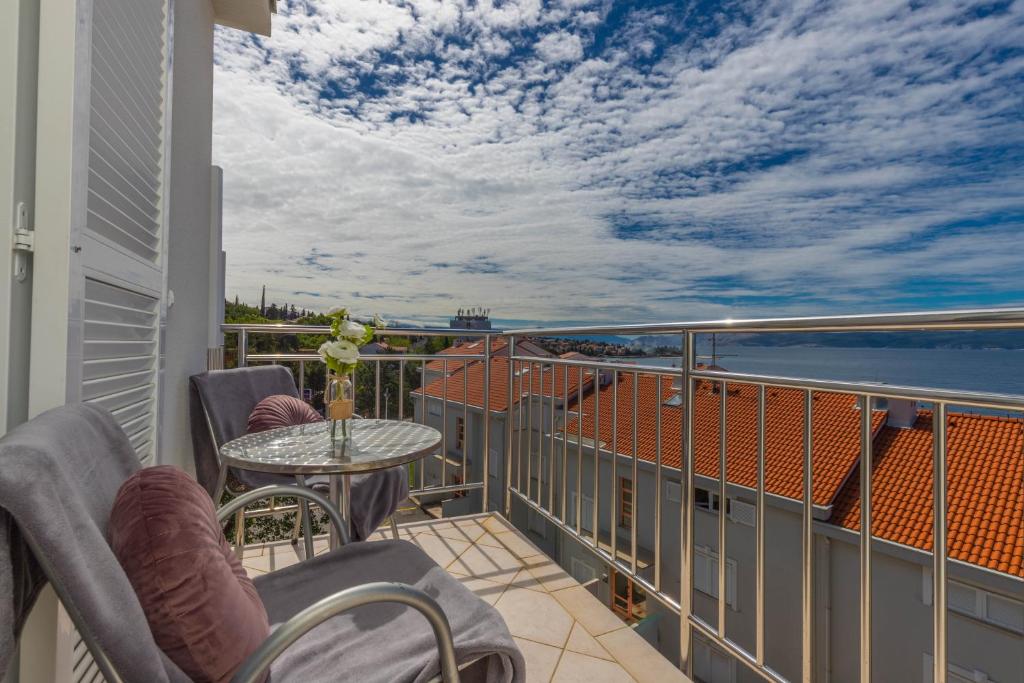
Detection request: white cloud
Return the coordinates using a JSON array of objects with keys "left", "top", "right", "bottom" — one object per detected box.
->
[{"left": 213, "top": 0, "right": 1024, "bottom": 325}]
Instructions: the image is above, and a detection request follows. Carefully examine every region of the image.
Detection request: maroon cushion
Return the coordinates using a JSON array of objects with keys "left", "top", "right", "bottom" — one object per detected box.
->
[
  {"left": 108, "top": 466, "right": 269, "bottom": 683},
  {"left": 246, "top": 394, "right": 323, "bottom": 434}
]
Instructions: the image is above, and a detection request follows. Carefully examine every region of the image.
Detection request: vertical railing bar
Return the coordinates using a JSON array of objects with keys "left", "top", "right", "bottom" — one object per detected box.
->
[
  {"left": 859, "top": 394, "right": 873, "bottom": 683},
  {"left": 505, "top": 337, "right": 516, "bottom": 517},
  {"left": 420, "top": 360, "right": 426, "bottom": 492},
  {"left": 549, "top": 363, "right": 556, "bottom": 514},
  {"left": 655, "top": 374, "right": 663, "bottom": 592},
  {"left": 463, "top": 359, "right": 469, "bottom": 495},
  {"left": 527, "top": 362, "right": 534, "bottom": 504},
  {"left": 933, "top": 402, "right": 948, "bottom": 683},
  {"left": 756, "top": 384, "right": 767, "bottom": 667},
  {"left": 375, "top": 360, "right": 381, "bottom": 419},
  {"left": 483, "top": 336, "right": 492, "bottom": 513},
  {"left": 802, "top": 389, "right": 814, "bottom": 683},
  {"left": 442, "top": 360, "right": 448, "bottom": 490},
  {"left": 681, "top": 331, "right": 696, "bottom": 677},
  {"left": 238, "top": 329, "right": 248, "bottom": 367},
  {"left": 631, "top": 372, "right": 639, "bottom": 575},
  {"left": 517, "top": 357, "right": 524, "bottom": 496},
  {"left": 562, "top": 365, "right": 569, "bottom": 523},
  {"left": 576, "top": 366, "right": 584, "bottom": 537},
  {"left": 592, "top": 370, "right": 600, "bottom": 546},
  {"left": 610, "top": 371, "right": 619, "bottom": 556},
  {"left": 717, "top": 380, "right": 728, "bottom": 639},
  {"left": 299, "top": 360, "right": 305, "bottom": 398},
  {"left": 398, "top": 360, "right": 405, "bottom": 421}
]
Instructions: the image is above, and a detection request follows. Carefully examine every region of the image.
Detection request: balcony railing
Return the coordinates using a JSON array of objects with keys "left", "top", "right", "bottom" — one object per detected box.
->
[{"left": 222, "top": 307, "right": 1024, "bottom": 683}]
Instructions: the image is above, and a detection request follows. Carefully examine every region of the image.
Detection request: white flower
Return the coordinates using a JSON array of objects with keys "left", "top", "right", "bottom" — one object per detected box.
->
[
  {"left": 337, "top": 319, "right": 368, "bottom": 340},
  {"left": 372, "top": 314, "right": 387, "bottom": 329},
  {"left": 319, "top": 339, "right": 359, "bottom": 365}
]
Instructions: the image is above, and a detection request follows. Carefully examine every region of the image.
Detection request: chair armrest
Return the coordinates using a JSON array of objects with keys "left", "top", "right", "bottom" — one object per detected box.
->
[
  {"left": 216, "top": 485, "right": 350, "bottom": 546},
  {"left": 231, "top": 582, "right": 461, "bottom": 683}
]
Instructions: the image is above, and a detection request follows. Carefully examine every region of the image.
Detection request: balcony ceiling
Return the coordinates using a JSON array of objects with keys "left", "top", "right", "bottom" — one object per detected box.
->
[{"left": 213, "top": 0, "right": 276, "bottom": 37}]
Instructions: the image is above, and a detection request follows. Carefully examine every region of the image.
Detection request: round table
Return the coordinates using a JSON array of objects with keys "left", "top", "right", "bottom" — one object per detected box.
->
[{"left": 220, "top": 419, "right": 442, "bottom": 549}]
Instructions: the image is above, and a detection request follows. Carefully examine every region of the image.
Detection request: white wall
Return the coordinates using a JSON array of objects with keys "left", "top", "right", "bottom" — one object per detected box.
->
[{"left": 160, "top": 0, "right": 217, "bottom": 473}]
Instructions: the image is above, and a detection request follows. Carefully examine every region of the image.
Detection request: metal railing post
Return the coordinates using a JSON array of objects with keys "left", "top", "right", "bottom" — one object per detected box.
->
[
  {"left": 505, "top": 336, "right": 516, "bottom": 517},
  {"left": 859, "top": 394, "right": 873, "bottom": 683},
  {"left": 482, "top": 335, "right": 491, "bottom": 512},
  {"left": 238, "top": 329, "right": 248, "bottom": 368},
  {"left": 933, "top": 402, "right": 948, "bottom": 683},
  {"left": 802, "top": 390, "right": 814, "bottom": 683},
  {"left": 681, "top": 330, "right": 695, "bottom": 676},
  {"left": 718, "top": 380, "right": 728, "bottom": 638}
]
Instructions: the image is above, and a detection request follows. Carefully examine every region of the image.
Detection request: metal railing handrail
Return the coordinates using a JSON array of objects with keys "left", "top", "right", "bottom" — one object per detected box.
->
[
  {"left": 221, "top": 323, "right": 500, "bottom": 337},
  {"left": 505, "top": 306, "right": 1024, "bottom": 336}
]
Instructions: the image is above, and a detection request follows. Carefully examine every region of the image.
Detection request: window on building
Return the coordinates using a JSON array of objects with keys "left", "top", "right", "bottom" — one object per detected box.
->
[
  {"left": 428, "top": 402, "right": 442, "bottom": 417},
  {"left": 693, "top": 546, "right": 737, "bottom": 609},
  {"left": 570, "top": 557, "right": 598, "bottom": 585},
  {"left": 619, "top": 477, "right": 634, "bottom": 528},
  {"left": 923, "top": 654, "right": 993, "bottom": 683},
  {"left": 455, "top": 416, "right": 465, "bottom": 450},
  {"left": 569, "top": 492, "right": 595, "bottom": 533},
  {"left": 665, "top": 480, "right": 682, "bottom": 503},
  {"left": 693, "top": 635, "right": 737, "bottom": 683},
  {"left": 695, "top": 487, "right": 721, "bottom": 513},
  {"left": 922, "top": 569, "right": 1024, "bottom": 634}
]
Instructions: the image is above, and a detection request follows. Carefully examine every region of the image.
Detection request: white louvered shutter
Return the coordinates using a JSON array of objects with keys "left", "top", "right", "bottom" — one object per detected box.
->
[
  {"left": 76, "top": 0, "right": 170, "bottom": 466},
  {"left": 35, "top": 0, "right": 171, "bottom": 680}
]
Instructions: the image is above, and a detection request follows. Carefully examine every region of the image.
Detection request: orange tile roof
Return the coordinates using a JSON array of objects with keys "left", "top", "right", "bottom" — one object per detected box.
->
[
  {"left": 424, "top": 339, "right": 508, "bottom": 373},
  {"left": 832, "top": 411, "right": 1024, "bottom": 577},
  {"left": 565, "top": 374, "right": 886, "bottom": 506},
  {"left": 413, "top": 358, "right": 594, "bottom": 411}
]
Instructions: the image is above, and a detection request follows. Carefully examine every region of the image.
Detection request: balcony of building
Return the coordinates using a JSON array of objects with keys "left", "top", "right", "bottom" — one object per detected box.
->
[{"left": 222, "top": 310, "right": 1024, "bottom": 683}]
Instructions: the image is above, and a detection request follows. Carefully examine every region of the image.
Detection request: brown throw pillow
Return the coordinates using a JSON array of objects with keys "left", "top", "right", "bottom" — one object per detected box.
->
[
  {"left": 109, "top": 466, "right": 269, "bottom": 683},
  {"left": 247, "top": 394, "right": 323, "bottom": 434}
]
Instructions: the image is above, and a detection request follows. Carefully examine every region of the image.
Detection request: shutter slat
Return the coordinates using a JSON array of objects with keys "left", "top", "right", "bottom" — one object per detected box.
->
[{"left": 82, "top": 276, "right": 158, "bottom": 462}]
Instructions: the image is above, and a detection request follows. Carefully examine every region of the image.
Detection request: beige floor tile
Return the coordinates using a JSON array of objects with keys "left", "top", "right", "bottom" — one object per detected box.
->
[
  {"left": 447, "top": 542, "right": 524, "bottom": 585},
  {"left": 410, "top": 517, "right": 490, "bottom": 544},
  {"left": 513, "top": 637, "right": 564, "bottom": 683},
  {"left": 565, "top": 622, "right": 614, "bottom": 661},
  {"left": 596, "top": 628, "right": 688, "bottom": 683},
  {"left": 405, "top": 532, "right": 473, "bottom": 567},
  {"left": 551, "top": 650, "right": 636, "bottom": 683},
  {"left": 508, "top": 568, "right": 547, "bottom": 593},
  {"left": 522, "top": 554, "right": 577, "bottom": 592},
  {"left": 482, "top": 514, "right": 516, "bottom": 535},
  {"left": 495, "top": 585, "right": 574, "bottom": 648},
  {"left": 551, "top": 586, "right": 626, "bottom": 637},
  {"left": 449, "top": 574, "right": 510, "bottom": 606},
  {"left": 478, "top": 530, "right": 544, "bottom": 559}
]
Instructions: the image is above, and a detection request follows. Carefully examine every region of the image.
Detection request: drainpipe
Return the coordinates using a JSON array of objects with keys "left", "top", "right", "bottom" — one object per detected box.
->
[{"left": 823, "top": 536, "right": 832, "bottom": 682}]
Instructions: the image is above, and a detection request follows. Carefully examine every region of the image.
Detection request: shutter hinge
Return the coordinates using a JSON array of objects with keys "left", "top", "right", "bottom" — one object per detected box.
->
[
  {"left": 12, "top": 201, "right": 33, "bottom": 282},
  {"left": 12, "top": 202, "right": 32, "bottom": 252}
]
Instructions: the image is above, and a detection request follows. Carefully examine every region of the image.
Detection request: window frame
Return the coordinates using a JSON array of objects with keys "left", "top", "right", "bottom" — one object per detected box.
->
[{"left": 618, "top": 476, "right": 634, "bottom": 529}]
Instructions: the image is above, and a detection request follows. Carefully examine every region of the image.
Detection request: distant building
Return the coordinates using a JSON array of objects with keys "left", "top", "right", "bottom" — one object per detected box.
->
[{"left": 450, "top": 308, "right": 493, "bottom": 333}]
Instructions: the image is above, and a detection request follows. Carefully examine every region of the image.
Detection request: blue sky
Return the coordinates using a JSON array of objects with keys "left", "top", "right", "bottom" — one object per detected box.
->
[{"left": 213, "top": 0, "right": 1024, "bottom": 326}]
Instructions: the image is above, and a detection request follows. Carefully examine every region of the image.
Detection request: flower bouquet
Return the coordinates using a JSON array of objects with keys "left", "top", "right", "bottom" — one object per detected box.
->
[{"left": 318, "top": 308, "right": 384, "bottom": 443}]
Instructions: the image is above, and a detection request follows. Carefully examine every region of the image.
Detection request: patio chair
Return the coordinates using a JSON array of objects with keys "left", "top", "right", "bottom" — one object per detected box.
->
[
  {"left": 189, "top": 366, "right": 407, "bottom": 549},
  {"left": 0, "top": 404, "right": 524, "bottom": 682}
]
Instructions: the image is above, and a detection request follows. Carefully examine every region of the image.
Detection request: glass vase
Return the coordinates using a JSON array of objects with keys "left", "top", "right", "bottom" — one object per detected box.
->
[{"left": 328, "top": 374, "right": 354, "bottom": 444}]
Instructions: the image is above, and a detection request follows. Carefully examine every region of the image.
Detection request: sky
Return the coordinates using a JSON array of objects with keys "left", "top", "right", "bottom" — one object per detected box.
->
[{"left": 212, "top": 0, "right": 1024, "bottom": 327}]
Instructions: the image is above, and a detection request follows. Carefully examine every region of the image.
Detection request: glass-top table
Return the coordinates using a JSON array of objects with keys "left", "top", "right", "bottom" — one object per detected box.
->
[{"left": 221, "top": 419, "right": 442, "bottom": 548}]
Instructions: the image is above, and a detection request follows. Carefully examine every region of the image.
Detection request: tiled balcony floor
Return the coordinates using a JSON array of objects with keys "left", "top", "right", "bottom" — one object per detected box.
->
[{"left": 240, "top": 512, "right": 689, "bottom": 683}]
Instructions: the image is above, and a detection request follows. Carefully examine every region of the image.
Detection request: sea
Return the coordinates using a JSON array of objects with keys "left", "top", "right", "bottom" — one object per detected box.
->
[{"left": 615, "top": 346, "right": 1024, "bottom": 411}]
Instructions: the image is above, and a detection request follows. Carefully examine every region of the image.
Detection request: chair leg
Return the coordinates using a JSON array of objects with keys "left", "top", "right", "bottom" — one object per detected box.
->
[
  {"left": 389, "top": 516, "right": 400, "bottom": 540},
  {"left": 234, "top": 508, "right": 246, "bottom": 559},
  {"left": 301, "top": 500, "right": 315, "bottom": 559},
  {"left": 291, "top": 503, "right": 303, "bottom": 545}
]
